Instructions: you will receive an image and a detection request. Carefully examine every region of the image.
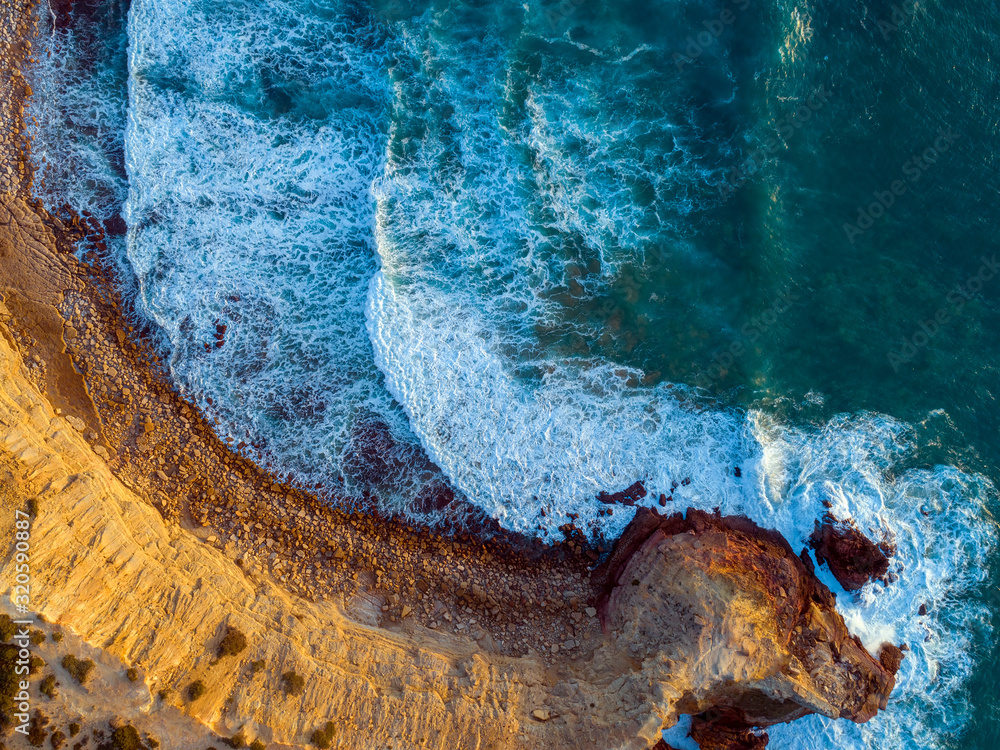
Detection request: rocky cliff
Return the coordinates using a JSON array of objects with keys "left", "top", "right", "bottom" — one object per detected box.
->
[{"left": 0, "top": 315, "right": 900, "bottom": 749}]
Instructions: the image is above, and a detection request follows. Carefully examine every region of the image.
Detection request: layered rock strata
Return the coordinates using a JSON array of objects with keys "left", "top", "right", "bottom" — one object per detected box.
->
[{"left": 0, "top": 322, "right": 897, "bottom": 748}]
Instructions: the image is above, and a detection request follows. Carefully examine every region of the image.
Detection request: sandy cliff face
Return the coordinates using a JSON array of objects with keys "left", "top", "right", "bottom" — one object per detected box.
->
[
  {"left": 0, "top": 315, "right": 898, "bottom": 749},
  {"left": 0, "top": 324, "right": 532, "bottom": 750}
]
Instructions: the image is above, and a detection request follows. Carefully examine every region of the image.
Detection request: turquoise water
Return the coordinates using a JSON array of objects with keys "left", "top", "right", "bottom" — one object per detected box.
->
[{"left": 27, "top": 0, "right": 1000, "bottom": 748}]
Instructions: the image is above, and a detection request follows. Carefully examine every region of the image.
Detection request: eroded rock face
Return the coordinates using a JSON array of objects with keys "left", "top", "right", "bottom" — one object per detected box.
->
[
  {"left": 596, "top": 508, "right": 897, "bottom": 746},
  {"left": 690, "top": 712, "right": 769, "bottom": 750},
  {"left": 0, "top": 306, "right": 898, "bottom": 749},
  {"left": 810, "top": 514, "right": 893, "bottom": 591}
]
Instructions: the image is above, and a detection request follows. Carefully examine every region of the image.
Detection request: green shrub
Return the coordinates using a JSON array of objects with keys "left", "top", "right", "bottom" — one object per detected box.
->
[
  {"left": 39, "top": 674, "right": 57, "bottom": 699},
  {"left": 147, "top": 735, "right": 160, "bottom": 748},
  {"left": 29, "top": 630, "right": 46, "bottom": 646},
  {"left": 217, "top": 627, "right": 247, "bottom": 659},
  {"left": 0, "top": 615, "right": 15, "bottom": 642},
  {"left": 27, "top": 710, "right": 48, "bottom": 747},
  {"left": 0, "top": 643, "right": 20, "bottom": 729},
  {"left": 27, "top": 497, "right": 39, "bottom": 517},
  {"left": 249, "top": 741, "right": 265, "bottom": 750},
  {"left": 68, "top": 722, "right": 80, "bottom": 737},
  {"left": 188, "top": 680, "right": 207, "bottom": 701},
  {"left": 29, "top": 656, "right": 45, "bottom": 675},
  {"left": 227, "top": 731, "right": 247, "bottom": 748},
  {"left": 309, "top": 721, "right": 336, "bottom": 749},
  {"left": 249, "top": 660, "right": 265, "bottom": 676},
  {"left": 280, "top": 671, "right": 304, "bottom": 696},
  {"left": 49, "top": 729, "right": 66, "bottom": 749},
  {"left": 126, "top": 667, "right": 140, "bottom": 682},
  {"left": 51, "top": 632, "right": 63, "bottom": 644},
  {"left": 60, "top": 655, "right": 94, "bottom": 685},
  {"left": 109, "top": 724, "right": 141, "bottom": 750}
]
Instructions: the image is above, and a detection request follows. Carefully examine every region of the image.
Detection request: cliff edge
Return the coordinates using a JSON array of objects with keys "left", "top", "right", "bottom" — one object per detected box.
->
[{"left": 0, "top": 309, "right": 898, "bottom": 748}]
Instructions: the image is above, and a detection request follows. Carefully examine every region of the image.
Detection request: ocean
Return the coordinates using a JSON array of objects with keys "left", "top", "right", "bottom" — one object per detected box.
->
[{"left": 25, "top": 0, "right": 1000, "bottom": 747}]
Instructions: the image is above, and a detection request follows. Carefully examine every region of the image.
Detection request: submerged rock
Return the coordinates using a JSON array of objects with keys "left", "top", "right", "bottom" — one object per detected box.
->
[{"left": 809, "top": 513, "right": 893, "bottom": 591}]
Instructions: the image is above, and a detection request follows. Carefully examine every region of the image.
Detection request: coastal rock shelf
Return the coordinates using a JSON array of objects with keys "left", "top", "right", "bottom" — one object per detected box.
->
[{"left": 0, "top": 299, "right": 898, "bottom": 747}]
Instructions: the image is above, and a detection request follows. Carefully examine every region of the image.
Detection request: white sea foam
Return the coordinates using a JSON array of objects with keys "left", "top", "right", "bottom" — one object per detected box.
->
[
  {"left": 27, "top": 0, "right": 130, "bottom": 219},
  {"left": 121, "top": 0, "right": 437, "bottom": 503}
]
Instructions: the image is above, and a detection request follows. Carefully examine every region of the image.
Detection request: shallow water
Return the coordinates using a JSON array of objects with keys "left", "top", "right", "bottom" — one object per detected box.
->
[{"left": 26, "top": 0, "right": 1000, "bottom": 747}]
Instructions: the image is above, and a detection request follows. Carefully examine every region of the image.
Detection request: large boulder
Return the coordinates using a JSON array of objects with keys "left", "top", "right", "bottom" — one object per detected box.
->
[
  {"left": 594, "top": 508, "right": 898, "bottom": 748},
  {"left": 809, "top": 514, "right": 893, "bottom": 591}
]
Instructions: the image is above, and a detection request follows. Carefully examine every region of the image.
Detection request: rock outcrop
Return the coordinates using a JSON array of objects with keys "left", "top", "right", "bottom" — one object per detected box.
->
[
  {"left": 595, "top": 508, "right": 898, "bottom": 745},
  {"left": 810, "top": 514, "right": 893, "bottom": 591}
]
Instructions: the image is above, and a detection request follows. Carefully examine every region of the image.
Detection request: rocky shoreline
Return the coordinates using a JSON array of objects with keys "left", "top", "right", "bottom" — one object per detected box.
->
[{"left": 0, "top": 1, "right": 902, "bottom": 748}]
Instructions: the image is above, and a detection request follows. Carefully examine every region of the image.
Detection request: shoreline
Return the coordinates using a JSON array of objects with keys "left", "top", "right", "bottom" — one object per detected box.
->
[
  {"left": 0, "top": 0, "right": 607, "bottom": 660},
  {"left": 0, "top": 1, "right": 904, "bottom": 748}
]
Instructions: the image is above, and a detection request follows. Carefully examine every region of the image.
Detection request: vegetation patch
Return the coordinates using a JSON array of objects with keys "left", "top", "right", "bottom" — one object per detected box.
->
[
  {"left": 29, "top": 655, "right": 44, "bottom": 675},
  {"left": 216, "top": 627, "right": 247, "bottom": 659},
  {"left": 187, "top": 680, "right": 207, "bottom": 701},
  {"left": 0, "top": 643, "right": 20, "bottom": 729},
  {"left": 39, "top": 674, "right": 57, "bottom": 699},
  {"left": 27, "top": 710, "right": 48, "bottom": 747},
  {"left": 60, "top": 655, "right": 95, "bottom": 685},
  {"left": 309, "top": 721, "right": 336, "bottom": 749},
  {"left": 0, "top": 616, "right": 15, "bottom": 642},
  {"left": 101, "top": 724, "right": 141, "bottom": 750},
  {"left": 281, "top": 670, "right": 304, "bottom": 696}
]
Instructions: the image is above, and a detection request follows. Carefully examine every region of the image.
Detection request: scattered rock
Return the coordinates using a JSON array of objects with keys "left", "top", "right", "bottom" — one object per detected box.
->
[
  {"left": 690, "top": 711, "right": 768, "bottom": 750},
  {"left": 596, "top": 480, "right": 647, "bottom": 506}
]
